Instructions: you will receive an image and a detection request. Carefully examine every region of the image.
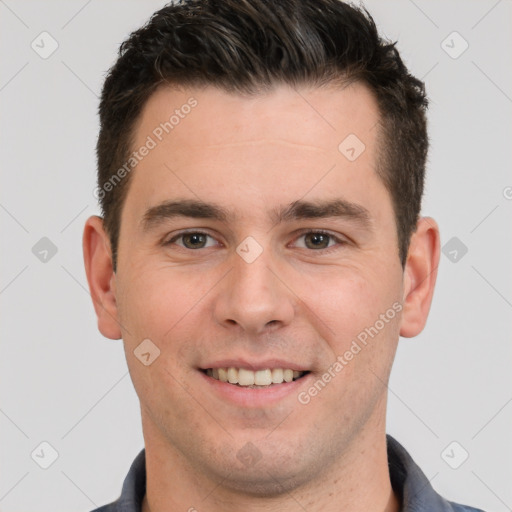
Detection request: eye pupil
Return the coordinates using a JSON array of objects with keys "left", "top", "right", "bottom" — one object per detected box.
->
[
  {"left": 183, "top": 233, "right": 206, "bottom": 248},
  {"left": 305, "top": 233, "right": 329, "bottom": 249}
]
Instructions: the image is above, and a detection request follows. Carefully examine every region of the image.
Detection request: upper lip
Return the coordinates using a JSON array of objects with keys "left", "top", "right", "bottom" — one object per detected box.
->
[{"left": 200, "top": 359, "right": 309, "bottom": 372}]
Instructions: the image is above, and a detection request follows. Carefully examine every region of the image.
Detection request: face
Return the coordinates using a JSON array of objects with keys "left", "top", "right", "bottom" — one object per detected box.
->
[{"left": 86, "top": 83, "right": 434, "bottom": 495}]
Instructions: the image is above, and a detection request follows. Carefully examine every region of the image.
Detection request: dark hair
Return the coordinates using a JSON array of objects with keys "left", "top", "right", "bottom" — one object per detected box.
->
[{"left": 97, "top": 0, "right": 428, "bottom": 270}]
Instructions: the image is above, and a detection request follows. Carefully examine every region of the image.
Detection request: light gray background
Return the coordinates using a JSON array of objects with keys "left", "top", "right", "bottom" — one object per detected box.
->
[{"left": 1, "top": 1, "right": 511, "bottom": 511}]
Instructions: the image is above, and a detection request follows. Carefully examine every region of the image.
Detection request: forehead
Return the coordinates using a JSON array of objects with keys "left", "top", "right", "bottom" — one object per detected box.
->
[
  {"left": 124, "top": 82, "right": 388, "bottom": 225},
  {"left": 133, "top": 82, "right": 380, "bottom": 151}
]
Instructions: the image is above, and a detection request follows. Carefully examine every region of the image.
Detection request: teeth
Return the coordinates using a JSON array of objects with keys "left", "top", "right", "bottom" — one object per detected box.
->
[
  {"left": 254, "top": 369, "right": 272, "bottom": 386},
  {"left": 238, "top": 368, "right": 255, "bottom": 386},
  {"left": 271, "top": 368, "right": 284, "bottom": 383},
  {"left": 206, "top": 367, "right": 306, "bottom": 386},
  {"left": 227, "top": 367, "right": 238, "bottom": 384}
]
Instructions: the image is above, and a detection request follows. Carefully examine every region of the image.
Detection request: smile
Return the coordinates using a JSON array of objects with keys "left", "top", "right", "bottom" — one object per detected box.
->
[{"left": 203, "top": 367, "right": 308, "bottom": 387}]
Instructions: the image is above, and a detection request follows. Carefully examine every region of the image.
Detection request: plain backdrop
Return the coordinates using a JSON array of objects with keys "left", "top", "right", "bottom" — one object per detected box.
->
[{"left": 1, "top": 1, "right": 511, "bottom": 511}]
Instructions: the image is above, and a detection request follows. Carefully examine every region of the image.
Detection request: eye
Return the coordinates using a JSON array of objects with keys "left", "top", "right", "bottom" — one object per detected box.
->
[
  {"left": 292, "top": 230, "right": 346, "bottom": 251},
  {"left": 165, "top": 231, "right": 218, "bottom": 250}
]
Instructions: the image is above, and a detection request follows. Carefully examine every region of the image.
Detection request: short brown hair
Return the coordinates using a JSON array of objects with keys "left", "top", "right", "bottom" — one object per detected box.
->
[{"left": 96, "top": 0, "right": 428, "bottom": 270}]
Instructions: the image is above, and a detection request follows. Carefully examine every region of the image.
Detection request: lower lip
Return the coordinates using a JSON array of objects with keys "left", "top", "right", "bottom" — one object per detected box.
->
[{"left": 199, "top": 370, "right": 312, "bottom": 408}]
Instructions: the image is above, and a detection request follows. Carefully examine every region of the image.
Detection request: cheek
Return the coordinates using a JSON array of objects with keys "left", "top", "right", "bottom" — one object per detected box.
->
[
  {"left": 116, "top": 267, "right": 204, "bottom": 408},
  {"left": 116, "top": 264, "right": 210, "bottom": 345},
  {"left": 298, "top": 271, "right": 402, "bottom": 421},
  {"left": 299, "top": 265, "right": 404, "bottom": 394},
  {"left": 301, "top": 269, "right": 400, "bottom": 341}
]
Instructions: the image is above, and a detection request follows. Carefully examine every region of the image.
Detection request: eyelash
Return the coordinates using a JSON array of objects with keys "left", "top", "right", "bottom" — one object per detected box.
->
[{"left": 163, "top": 229, "right": 348, "bottom": 254}]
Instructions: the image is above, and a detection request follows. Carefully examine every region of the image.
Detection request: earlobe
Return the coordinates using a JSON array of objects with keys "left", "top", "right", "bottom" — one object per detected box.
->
[
  {"left": 83, "top": 215, "right": 123, "bottom": 340},
  {"left": 399, "top": 217, "right": 440, "bottom": 338}
]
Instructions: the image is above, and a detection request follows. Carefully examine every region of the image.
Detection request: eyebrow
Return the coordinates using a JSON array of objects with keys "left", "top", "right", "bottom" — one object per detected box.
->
[{"left": 141, "top": 198, "right": 372, "bottom": 230}]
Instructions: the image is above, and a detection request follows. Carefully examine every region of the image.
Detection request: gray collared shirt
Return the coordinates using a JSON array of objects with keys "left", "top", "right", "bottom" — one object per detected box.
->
[{"left": 91, "top": 435, "right": 486, "bottom": 512}]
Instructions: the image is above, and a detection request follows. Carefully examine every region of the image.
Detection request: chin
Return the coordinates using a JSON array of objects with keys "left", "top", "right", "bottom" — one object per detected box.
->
[
  {"left": 213, "top": 461, "right": 311, "bottom": 497},
  {"left": 200, "top": 438, "right": 322, "bottom": 497}
]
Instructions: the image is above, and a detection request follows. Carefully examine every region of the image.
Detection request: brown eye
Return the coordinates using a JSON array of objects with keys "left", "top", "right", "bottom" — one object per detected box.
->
[
  {"left": 303, "top": 232, "right": 331, "bottom": 249},
  {"left": 181, "top": 233, "right": 208, "bottom": 249},
  {"left": 165, "top": 231, "right": 218, "bottom": 249},
  {"left": 292, "top": 230, "right": 347, "bottom": 253}
]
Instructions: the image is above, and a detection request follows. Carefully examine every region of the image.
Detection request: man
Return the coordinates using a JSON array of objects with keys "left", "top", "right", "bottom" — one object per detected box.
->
[{"left": 83, "top": 0, "right": 485, "bottom": 510}]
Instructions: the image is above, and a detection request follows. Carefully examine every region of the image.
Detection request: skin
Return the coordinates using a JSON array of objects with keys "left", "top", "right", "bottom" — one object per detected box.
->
[{"left": 83, "top": 82, "right": 440, "bottom": 512}]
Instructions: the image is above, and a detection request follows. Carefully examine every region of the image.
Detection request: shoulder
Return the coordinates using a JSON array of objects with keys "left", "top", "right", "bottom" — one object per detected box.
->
[
  {"left": 448, "top": 504, "right": 487, "bottom": 512},
  {"left": 89, "top": 505, "right": 117, "bottom": 512},
  {"left": 386, "top": 435, "right": 488, "bottom": 512}
]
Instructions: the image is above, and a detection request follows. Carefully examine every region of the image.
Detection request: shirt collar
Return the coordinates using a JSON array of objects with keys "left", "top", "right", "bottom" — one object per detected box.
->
[{"left": 387, "top": 435, "right": 458, "bottom": 511}]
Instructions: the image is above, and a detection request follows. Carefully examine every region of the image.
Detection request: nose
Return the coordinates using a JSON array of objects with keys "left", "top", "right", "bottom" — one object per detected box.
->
[{"left": 213, "top": 246, "right": 295, "bottom": 335}]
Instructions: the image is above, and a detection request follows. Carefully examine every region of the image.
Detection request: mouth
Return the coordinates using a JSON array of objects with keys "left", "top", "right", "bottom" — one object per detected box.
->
[{"left": 201, "top": 367, "right": 310, "bottom": 388}]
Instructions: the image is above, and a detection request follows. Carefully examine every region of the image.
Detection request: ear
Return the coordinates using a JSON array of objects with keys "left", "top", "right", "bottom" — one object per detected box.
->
[
  {"left": 400, "top": 217, "right": 440, "bottom": 338},
  {"left": 83, "top": 216, "right": 122, "bottom": 340}
]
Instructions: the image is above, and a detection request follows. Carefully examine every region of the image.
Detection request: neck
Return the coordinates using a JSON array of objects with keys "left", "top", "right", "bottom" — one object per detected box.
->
[
  {"left": 143, "top": 490, "right": 400, "bottom": 512},
  {"left": 140, "top": 415, "right": 400, "bottom": 512}
]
